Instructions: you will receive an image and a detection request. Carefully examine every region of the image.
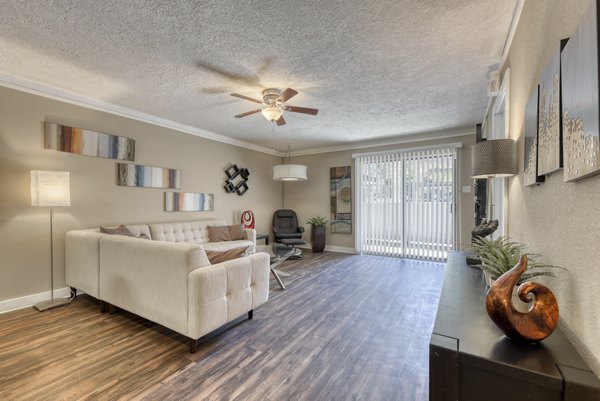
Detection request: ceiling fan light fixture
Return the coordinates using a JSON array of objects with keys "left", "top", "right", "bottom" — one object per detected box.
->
[{"left": 261, "top": 106, "right": 283, "bottom": 122}]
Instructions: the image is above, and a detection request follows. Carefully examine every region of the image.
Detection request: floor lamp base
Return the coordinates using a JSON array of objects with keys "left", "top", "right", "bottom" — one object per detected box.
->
[{"left": 34, "top": 297, "right": 70, "bottom": 312}]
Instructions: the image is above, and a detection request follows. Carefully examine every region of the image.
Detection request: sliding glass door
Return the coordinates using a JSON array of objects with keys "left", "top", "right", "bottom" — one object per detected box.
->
[{"left": 354, "top": 146, "right": 457, "bottom": 261}]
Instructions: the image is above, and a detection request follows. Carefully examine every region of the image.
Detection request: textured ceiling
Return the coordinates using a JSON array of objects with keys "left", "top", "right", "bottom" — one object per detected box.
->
[{"left": 0, "top": 0, "right": 516, "bottom": 152}]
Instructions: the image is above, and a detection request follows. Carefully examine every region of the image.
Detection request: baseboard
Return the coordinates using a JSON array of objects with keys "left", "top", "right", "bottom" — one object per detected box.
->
[
  {"left": 0, "top": 287, "right": 72, "bottom": 314},
  {"left": 324, "top": 245, "right": 358, "bottom": 254}
]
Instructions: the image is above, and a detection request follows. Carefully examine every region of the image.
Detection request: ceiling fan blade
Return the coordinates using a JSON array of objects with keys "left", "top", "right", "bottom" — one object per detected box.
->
[
  {"left": 234, "top": 109, "right": 262, "bottom": 118},
  {"left": 231, "top": 93, "right": 263, "bottom": 104},
  {"left": 283, "top": 105, "right": 319, "bottom": 115},
  {"left": 278, "top": 88, "right": 298, "bottom": 103},
  {"left": 276, "top": 115, "right": 286, "bottom": 126}
]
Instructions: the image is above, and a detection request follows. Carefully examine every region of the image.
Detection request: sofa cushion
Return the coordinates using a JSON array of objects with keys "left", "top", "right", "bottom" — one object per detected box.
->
[
  {"left": 228, "top": 224, "right": 247, "bottom": 240},
  {"left": 100, "top": 224, "right": 132, "bottom": 236},
  {"left": 149, "top": 220, "right": 226, "bottom": 244},
  {"left": 205, "top": 248, "right": 247, "bottom": 264},
  {"left": 208, "top": 226, "right": 231, "bottom": 242}
]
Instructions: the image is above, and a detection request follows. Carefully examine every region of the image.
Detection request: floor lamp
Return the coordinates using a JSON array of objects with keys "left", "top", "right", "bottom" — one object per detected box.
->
[
  {"left": 31, "top": 170, "right": 71, "bottom": 312},
  {"left": 471, "top": 139, "right": 516, "bottom": 221}
]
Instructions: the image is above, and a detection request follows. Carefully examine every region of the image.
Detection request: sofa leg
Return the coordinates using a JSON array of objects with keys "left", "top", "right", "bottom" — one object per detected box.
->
[
  {"left": 100, "top": 301, "right": 107, "bottom": 313},
  {"left": 189, "top": 338, "right": 198, "bottom": 354},
  {"left": 108, "top": 303, "right": 116, "bottom": 314},
  {"left": 248, "top": 309, "right": 253, "bottom": 320}
]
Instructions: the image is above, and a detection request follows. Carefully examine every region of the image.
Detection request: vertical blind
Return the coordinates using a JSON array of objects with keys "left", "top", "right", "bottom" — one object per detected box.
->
[{"left": 354, "top": 146, "right": 458, "bottom": 261}]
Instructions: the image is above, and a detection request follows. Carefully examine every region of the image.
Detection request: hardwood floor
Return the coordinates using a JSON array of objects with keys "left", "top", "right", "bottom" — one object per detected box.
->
[{"left": 0, "top": 251, "right": 444, "bottom": 401}]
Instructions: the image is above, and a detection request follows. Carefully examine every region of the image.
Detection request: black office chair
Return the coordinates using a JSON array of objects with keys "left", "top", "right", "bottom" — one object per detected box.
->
[{"left": 272, "top": 209, "right": 306, "bottom": 259}]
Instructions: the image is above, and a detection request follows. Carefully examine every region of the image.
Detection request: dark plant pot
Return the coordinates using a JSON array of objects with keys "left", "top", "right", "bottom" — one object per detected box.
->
[{"left": 311, "top": 225, "right": 326, "bottom": 253}]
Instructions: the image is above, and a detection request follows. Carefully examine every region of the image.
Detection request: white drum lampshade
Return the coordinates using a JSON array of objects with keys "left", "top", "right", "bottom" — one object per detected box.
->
[{"left": 272, "top": 164, "right": 308, "bottom": 181}]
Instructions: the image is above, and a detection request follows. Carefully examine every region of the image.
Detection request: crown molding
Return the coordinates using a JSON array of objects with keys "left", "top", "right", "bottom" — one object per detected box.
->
[
  {"left": 0, "top": 72, "right": 278, "bottom": 156},
  {"left": 290, "top": 128, "right": 475, "bottom": 156},
  {"left": 0, "top": 72, "right": 475, "bottom": 158}
]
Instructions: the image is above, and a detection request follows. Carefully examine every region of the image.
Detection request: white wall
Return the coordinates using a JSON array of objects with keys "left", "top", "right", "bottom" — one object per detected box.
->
[
  {"left": 505, "top": 0, "right": 600, "bottom": 374},
  {"left": 0, "top": 86, "right": 282, "bottom": 303}
]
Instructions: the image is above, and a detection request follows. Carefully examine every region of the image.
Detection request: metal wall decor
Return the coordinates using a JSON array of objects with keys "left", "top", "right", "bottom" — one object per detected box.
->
[
  {"left": 561, "top": 0, "right": 600, "bottom": 182},
  {"left": 117, "top": 163, "right": 181, "bottom": 189},
  {"left": 524, "top": 85, "right": 544, "bottom": 186},
  {"left": 538, "top": 41, "right": 567, "bottom": 176},
  {"left": 45, "top": 122, "right": 135, "bottom": 161},
  {"left": 224, "top": 164, "right": 250, "bottom": 196},
  {"left": 164, "top": 192, "right": 214, "bottom": 212},
  {"left": 330, "top": 166, "right": 352, "bottom": 234}
]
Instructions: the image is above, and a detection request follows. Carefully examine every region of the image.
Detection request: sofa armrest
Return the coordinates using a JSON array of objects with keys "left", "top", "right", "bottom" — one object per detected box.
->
[
  {"left": 66, "top": 230, "right": 105, "bottom": 298},
  {"left": 99, "top": 236, "right": 210, "bottom": 337},
  {"left": 245, "top": 228, "right": 257, "bottom": 253},
  {"left": 187, "top": 252, "right": 269, "bottom": 339}
]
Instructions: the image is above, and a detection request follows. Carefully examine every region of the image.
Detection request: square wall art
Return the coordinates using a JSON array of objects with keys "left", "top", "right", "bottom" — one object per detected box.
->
[
  {"left": 524, "top": 85, "right": 544, "bottom": 186},
  {"left": 561, "top": 0, "right": 600, "bottom": 182}
]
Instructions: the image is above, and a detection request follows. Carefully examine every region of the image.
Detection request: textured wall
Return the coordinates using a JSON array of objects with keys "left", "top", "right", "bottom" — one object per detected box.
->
[
  {"left": 284, "top": 133, "right": 476, "bottom": 251},
  {"left": 0, "top": 87, "right": 282, "bottom": 302},
  {"left": 505, "top": 0, "right": 600, "bottom": 374}
]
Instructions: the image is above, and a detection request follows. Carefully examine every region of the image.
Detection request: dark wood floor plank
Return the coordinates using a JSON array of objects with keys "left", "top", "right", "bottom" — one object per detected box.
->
[{"left": 0, "top": 252, "right": 444, "bottom": 401}]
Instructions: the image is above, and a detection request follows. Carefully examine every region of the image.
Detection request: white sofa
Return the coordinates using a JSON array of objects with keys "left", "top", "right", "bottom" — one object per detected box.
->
[{"left": 65, "top": 219, "right": 269, "bottom": 353}]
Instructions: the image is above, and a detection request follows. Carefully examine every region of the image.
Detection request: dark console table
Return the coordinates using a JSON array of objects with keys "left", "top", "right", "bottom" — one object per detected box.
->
[{"left": 430, "top": 252, "right": 600, "bottom": 401}]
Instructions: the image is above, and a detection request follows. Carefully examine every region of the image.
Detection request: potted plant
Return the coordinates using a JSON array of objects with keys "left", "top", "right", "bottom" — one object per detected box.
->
[
  {"left": 306, "top": 215, "right": 328, "bottom": 253},
  {"left": 471, "top": 236, "right": 563, "bottom": 286}
]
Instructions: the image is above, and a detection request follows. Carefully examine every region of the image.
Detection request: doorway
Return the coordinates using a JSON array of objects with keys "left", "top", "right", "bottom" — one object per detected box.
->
[{"left": 354, "top": 145, "right": 458, "bottom": 261}]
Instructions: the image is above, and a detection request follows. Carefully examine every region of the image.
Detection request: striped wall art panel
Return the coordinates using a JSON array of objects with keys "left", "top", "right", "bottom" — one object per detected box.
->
[
  {"left": 165, "top": 192, "right": 214, "bottom": 212},
  {"left": 117, "top": 163, "right": 181, "bottom": 189},
  {"left": 44, "top": 122, "right": 135, "bottom": 161}
]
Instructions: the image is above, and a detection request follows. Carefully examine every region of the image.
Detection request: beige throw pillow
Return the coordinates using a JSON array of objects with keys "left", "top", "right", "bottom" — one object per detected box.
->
[
  {"left": 205, "top": 247, "right": 248, "bottom": 264},
  {"left": 208, "top": 225, "right": 231, "bottom": 242},
  {"left": 100, "top": 224, "right": 132, "bottom": 237},
  {"left": 228, "top": 224, "right": 247, "bottom": 240}
]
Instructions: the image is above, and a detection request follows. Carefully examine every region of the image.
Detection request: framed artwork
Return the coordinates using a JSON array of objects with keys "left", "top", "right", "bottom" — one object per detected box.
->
[
  {"left": 330, "top": 166, "right": 352, "bottom": 234},
  {"left": 524, "top": 85, "right": 544, "bottom": 186},
  {"left": 117, "top": 163, "right": 181, "bottom": 189},
  {"left": 538, "top": 41, "right": 567, "bottom": 176},
  {"left": 561, "top": 0, "right": 600, "bottom": 182},
  {"left": 164, "top": 192, "right": 214, "bottom": 212},
  {"left": 45, "top": 122, "right": 135, "bottom": 161}
]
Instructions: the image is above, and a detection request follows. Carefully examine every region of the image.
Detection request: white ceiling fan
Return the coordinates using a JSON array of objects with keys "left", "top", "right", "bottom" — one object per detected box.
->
[{"left": 231, "top": 88, "right": 318, "bottom": 126}]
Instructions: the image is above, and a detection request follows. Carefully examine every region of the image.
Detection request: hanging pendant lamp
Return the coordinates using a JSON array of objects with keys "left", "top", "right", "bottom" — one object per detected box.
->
[{"left": 273, "top": 144, "right": 307, "bottom": 181}]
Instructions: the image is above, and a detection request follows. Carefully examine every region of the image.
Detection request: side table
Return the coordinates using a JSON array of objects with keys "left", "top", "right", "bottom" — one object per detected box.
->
[{"left": 256, "top": 234, "right": 269, "bottom": 245}]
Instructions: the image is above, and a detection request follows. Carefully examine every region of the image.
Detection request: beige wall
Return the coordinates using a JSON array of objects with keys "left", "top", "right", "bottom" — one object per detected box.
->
[
  {"left": 505, "top": 0, "right": 600, "bottom": 373},
  {"left": 284, "top": 133, "right": 476, "bottom": 251},
  {"left": 0, "top": 86, "right": 283, "bottom": 302}
]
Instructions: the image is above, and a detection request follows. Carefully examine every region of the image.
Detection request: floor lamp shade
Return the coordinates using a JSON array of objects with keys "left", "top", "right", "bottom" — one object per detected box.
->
[
  {"left": 273, "top": 164, "right": 308, "bottom": 181},
  {"left": 471, "top": 139, "right": 517, "bottom": 178},
  {"left": 31, "top": 170, "right": 71, "bottom": 207}
]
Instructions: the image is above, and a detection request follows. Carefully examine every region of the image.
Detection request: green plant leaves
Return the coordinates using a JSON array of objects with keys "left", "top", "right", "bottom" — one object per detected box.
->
[
  {"left": 307, "top": 215, "right": 328, "bottom": 226},
  {"left": 471, "top": 236, "right": 563, "bottom": 284}
]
